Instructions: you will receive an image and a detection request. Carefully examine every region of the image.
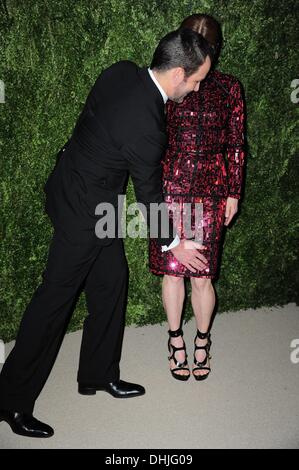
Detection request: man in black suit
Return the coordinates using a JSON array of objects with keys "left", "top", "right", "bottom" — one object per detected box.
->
[{"left": 0, "top": 28, "right": 213, "bottom": 437}]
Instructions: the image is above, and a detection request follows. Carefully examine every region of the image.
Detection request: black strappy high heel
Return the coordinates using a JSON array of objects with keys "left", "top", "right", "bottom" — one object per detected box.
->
[
  {"left": 192, "top": 329, "right": 212, "bottom": 381},
  {"left": 167, "top": 327, "right": 190, "bottom": 381}
]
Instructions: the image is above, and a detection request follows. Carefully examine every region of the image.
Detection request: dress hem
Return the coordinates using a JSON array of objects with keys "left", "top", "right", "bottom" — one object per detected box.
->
[{"left": 149, "top": 268, "right": 215, "bottom": 279}]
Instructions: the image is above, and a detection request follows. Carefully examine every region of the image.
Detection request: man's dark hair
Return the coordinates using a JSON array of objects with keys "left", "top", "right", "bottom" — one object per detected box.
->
[{"left": 150, "top": 28, "right": 214, "bottom": 78}]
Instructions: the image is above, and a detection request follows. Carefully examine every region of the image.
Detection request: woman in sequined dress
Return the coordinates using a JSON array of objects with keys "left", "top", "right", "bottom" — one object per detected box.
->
[{"left": 149, "top": 14, "right": 246, "bottom": 381}]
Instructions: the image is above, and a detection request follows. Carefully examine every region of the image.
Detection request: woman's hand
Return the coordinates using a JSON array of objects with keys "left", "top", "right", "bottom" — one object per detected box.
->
[{"left": 224, "top": 197, "right": 239, "bottom": 226}]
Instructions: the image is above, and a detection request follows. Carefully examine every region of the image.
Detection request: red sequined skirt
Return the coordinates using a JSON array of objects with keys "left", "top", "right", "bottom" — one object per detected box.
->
[{"left": 149, "top": 195, "right": 227, "bottom": 279}]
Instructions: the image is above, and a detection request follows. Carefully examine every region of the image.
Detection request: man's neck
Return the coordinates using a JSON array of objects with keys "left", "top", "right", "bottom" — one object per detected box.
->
[{"left": 148, "top": 68, "right": 168, "bottom": 103}]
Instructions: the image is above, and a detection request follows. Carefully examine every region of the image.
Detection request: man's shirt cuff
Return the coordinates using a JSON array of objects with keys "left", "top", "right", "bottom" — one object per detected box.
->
[{"left": 161, "top": 234, "right": 180, "bottom": 252}]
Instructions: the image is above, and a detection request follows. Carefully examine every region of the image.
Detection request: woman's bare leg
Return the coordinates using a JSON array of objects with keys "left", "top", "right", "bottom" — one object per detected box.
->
[
  {"left": 190, "top": 278, "right": 215, "bottom": 377},
  {"left": 162, "top": 275, "right": 189, "bottom": 376}
]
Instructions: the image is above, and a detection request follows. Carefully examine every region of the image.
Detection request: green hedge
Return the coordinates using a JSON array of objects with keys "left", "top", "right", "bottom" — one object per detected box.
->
[{"left": 0, "top": 0, "right": 298, "bottom": 342}]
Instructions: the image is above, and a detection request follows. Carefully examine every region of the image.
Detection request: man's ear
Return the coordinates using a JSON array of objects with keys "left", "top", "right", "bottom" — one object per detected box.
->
[{"left": 171, "top": 67, "right": 185, "bottom": 86}]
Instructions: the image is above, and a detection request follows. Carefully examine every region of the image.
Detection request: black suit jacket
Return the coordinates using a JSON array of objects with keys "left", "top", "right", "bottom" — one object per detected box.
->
[{"left": 44, "top": 60, "right": 176, "bottom": 246}]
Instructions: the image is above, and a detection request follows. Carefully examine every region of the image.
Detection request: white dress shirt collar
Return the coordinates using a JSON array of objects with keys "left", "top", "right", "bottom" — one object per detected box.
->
[{"left": 148, "top": 68, "right": 168, "bottom": 104}]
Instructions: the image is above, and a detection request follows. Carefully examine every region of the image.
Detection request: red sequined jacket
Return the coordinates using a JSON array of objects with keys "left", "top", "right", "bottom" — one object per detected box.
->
[{"left": 162, "top": 70, "right": 246, "bottom": 200}]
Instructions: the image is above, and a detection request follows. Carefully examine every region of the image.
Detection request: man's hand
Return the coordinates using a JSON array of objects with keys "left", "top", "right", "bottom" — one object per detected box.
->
[{"left": 171, "top": 240, "right": 208, "bottom": 273}]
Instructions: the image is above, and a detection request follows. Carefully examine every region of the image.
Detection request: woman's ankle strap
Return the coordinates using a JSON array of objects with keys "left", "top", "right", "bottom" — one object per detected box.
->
[
  {"left": 196, "top": 329, "right": 210, "bottom": 339},
  {"left": 168, "top": 327, "right": 183, "bottom": 338}
]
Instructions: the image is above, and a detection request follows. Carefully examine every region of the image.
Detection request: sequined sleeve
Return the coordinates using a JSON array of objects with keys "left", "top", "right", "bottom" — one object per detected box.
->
[{"left": 226, "top": 80, "right": 246, "bottom": 199}]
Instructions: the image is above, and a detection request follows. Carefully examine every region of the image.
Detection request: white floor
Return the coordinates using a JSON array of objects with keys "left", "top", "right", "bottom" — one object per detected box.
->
[{"left": 0, "top": 303, "right": 299, "bottom": 449}]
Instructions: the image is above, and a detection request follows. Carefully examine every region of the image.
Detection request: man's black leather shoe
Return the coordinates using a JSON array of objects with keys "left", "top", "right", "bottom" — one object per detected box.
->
[
  {"left": 0, "top": 410, "right": 54, "bottom": 438},
  {"left": 78, "top": 379, "right": 146, "bottom": 398}
]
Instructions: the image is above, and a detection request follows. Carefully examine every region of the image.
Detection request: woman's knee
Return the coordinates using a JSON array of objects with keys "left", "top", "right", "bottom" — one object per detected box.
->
[{"left": 191, "top": 277, "right": 212, "bottom": 291}]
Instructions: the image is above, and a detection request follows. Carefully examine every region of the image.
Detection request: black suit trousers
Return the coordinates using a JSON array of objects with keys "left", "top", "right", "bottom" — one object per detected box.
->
[{"left": 0, "top": 229, "right": 128, "bottom": 414}]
